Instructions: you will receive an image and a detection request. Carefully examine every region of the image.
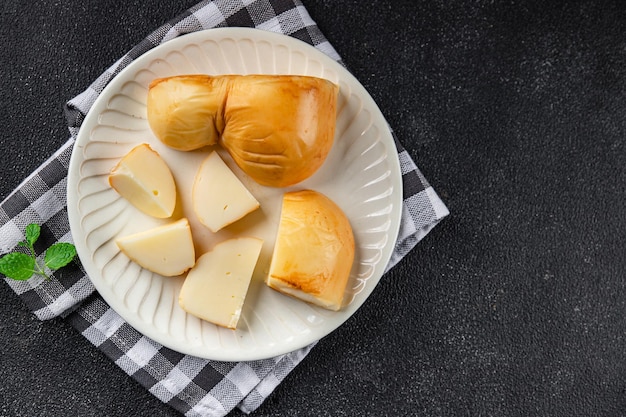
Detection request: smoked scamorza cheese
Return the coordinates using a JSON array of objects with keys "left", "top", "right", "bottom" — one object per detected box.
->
[
  {"left": 266, "top": 190, "right": 355, "bottom": 311},
  {"left": 179, "top": 237, "right": 263, "bottom": 329},
  {"left": 192, "top": 151, "right": 260, "bottom": 232},
  {"left": 116, "top": 218, "right": 195, "bottom": 277},
  {"left": 147, "top": 74, "right": 338, "bottom": 187},
  {"left": 108, "top": 143, "right": 177, "bottom": 218}
]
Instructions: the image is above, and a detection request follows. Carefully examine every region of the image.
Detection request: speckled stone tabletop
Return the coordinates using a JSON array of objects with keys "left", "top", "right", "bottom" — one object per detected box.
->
[{"left": 1, "top": 1, "right": 625, "bottom": 416}]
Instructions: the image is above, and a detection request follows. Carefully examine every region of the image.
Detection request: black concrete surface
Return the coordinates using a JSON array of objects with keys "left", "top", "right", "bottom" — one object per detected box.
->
[{"left": 1, "top": 1, "right": 625, "bottom": 416}]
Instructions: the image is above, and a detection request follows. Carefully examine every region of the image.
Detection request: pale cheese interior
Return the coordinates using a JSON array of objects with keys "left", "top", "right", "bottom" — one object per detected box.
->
[
  {"left": 116, "top": 218, "right": 195, "bottom": 277},
  {"left": 108, "top": 143, "right": 176, "bottom": 218},
  {"left": 179, "top": 237, "right": 263, "bottom": 329},
  {"left": 192, "top": 151, "right": 260, "bottom": 232}
]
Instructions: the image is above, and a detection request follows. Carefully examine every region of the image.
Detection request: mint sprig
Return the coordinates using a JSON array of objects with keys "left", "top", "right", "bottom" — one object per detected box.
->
[{"left": 0, "top": 223, "right": 77, "bottom": 280}]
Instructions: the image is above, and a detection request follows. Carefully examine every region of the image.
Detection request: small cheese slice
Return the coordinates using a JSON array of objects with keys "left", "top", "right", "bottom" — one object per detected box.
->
[
  {"left": 179, "top": 237, "right": 263, "bottom": 329},
  {"left": 109, "top": 143, "right": 177, "bottom": 218},
  {"left": 116, "top": 218, "right": 195, "bottom": 276},
  {"left": 192, "top": 151, "right": 260, "bottom": 232}
]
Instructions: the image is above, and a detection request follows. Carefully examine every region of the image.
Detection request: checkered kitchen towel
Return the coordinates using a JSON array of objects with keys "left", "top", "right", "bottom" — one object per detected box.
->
[{"left": 0, "top": 1, "right": 449, "bottom": 416}]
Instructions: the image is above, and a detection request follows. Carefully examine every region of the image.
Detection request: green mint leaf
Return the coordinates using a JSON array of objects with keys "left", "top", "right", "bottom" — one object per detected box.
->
[
  {"left": 0, "top": 253, "right": 36, "bottom": 280},
  {"left": 44, "top": 243, "right": 77, "bottom": 271},
  {"left": 25, "top": 224, "right": 41, "bottom": 247}
]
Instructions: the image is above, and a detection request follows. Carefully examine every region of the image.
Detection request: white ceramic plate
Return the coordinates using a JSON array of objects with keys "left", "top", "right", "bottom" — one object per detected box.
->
[{"left": 67, "top": 28, "right": 402, "bottom": 361}]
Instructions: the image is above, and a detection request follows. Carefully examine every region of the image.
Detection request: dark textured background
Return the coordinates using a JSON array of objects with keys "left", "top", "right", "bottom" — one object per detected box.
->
[{"left": 1, "top": 1, "right": 625, "bottom": 416}]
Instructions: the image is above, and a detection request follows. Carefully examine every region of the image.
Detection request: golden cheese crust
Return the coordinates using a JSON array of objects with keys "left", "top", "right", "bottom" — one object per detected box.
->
[
  {"left": 266, "top": 190, "right": 355, "bottom": 311},
  {"left": 147, "top": 74, "right": 338, "bottom": 187}
]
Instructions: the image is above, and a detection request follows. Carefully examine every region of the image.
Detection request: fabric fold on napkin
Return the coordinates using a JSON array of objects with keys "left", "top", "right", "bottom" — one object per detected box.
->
[{"left": 0, "top": 1, "right": 448, "bottom": 416}]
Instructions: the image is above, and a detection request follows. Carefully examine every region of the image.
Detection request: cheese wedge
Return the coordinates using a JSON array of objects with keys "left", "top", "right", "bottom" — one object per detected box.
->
[
  {"left": 179, "top": 237, "right": 263, "bottom": 329},
  {"left": 116, "top": 218, "right": 195, "bottom": 276},
  {"left": 109, "top": 143, "right": 176, "bottom": 218},
  {"left": 266, "top": 190, "right": 355, "bottom": 311},
  {"left": 192, "top": 151, "right": 260, "bottom": 232}
]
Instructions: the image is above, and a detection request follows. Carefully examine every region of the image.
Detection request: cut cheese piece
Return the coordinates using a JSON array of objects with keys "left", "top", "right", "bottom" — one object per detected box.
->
[
  {"left": 266, "top": 190, "right": 355, "bottom": 311},
  {"left": 109, "top": 143, "right": 176, "bottom": 218},
  {"left": 116, "top": 218, "right": 195, "bottom": 276},
  {"left": 192, "top": 151, "right": 260, "bottom": 232},
  {"left": 179, "top": 237, "right": 263, "bottom": 329}
]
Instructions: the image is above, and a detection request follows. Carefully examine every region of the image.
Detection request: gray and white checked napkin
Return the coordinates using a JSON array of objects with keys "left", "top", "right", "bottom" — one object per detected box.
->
[{"left": 0, "top": 0, "right": 449, "bottom": 415}]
